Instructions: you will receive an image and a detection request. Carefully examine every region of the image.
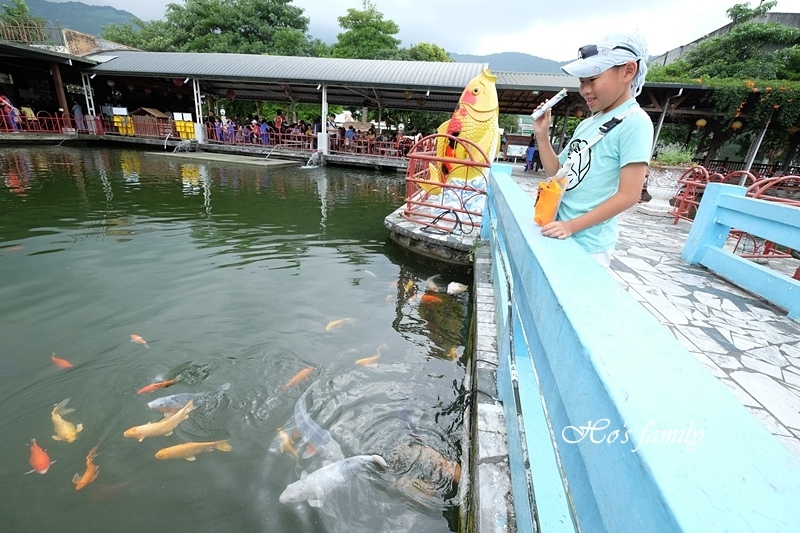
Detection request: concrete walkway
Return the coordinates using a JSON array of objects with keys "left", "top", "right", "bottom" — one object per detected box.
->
[{"left": 508, "top": 163, "right": 800, "bottom": 459}]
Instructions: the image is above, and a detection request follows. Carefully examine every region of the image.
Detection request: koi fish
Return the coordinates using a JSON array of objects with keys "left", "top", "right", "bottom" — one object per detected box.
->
[
  {"left": 123, "top": 400, "right": 196, "bottom": 442},
  {"left": 425, "top": 68, "right": 499, "bottom": 194},
  {"left": 130, "top": 334, "right": 149, "bottom": 348},
  {"left": 447, "top": 347, "right": 459, "bottom": 361},
  {"left": 137, "top": 377, "right": 181, "bottom": 395},
  {"left": 420, "top": 294, "right": 443, "bottom": 304},
  {"left": 292, "top": 383, "right": 344, "bottom": 461},
  {"left": 425, "top": 275, "right": 442, "bottom": 292},
  {"left": 27, "top": 439, "right": 54, "bottom": 474},
  {"left": 51, "top": 353, "right": 74, "bottom": 369},
  {"left": 404, "top": 280, "right": 415, "bottom": 294},
  {"left": 281, "top": 366, "right": 315, "bottom": 392},
  {"left": 72, "top": 444, "right": 100, "bottom": 490},
  {"left": 155, "top": 440, "right": 232, "bottom": 461},
  {"left": 447, "top": 282, "right": 468, "bottom": 295},
  {"left": 52, "top": 398, "right": 83, "bottom": 443},
  {"left": 279, "top": 455, "right": 388, "bottom": 508},
  {"left": 269, "top": 428, "right": 301, "bottom": 469},
  {"left": 356, "top": 344, "right": 386, "bottom": 367},
  {"left": 325, "top": 318, "right": 357, "bottom": 331},
  {"left": 147, "top": 383, "right": 230, "bottom": 415}
]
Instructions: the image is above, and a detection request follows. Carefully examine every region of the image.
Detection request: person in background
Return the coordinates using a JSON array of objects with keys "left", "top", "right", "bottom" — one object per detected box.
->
[
  {"left": 71, "top": 100, "right": 85, "bottom": 131},
  {"left": 274, "top": 110, "right": 284, "bottom": 132},
  {"left": 0, "top": 93, "right": 18, "bottom": 132},
  {"left": 532, "top": 31, "right": 653, "bottom": 268},
  {"left": 524, "top": 137, "right": 536, "bottom": 172}
]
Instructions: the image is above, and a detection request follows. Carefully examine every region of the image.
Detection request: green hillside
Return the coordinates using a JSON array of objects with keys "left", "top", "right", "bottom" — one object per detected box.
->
[{"left": 0, "top": 0, "right": 136, "bottom": 36}]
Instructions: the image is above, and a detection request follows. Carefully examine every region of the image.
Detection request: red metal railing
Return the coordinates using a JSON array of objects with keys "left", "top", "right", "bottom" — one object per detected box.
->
[
  {"left": 400, "top": 133, "right": 491, "bottom": 234},
  {"left": 670, "top": 168, "right": 800, "bottom": 263}
]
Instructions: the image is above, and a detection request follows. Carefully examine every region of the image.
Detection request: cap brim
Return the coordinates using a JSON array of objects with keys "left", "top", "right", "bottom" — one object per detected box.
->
[{"left": 561, "top": 56, "right": 618, "bottom": 78}]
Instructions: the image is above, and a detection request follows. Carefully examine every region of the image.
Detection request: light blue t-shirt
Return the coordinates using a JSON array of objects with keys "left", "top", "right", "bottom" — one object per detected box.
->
[{"left": 556, "top": 98, "right": 653, "bottom": 253}]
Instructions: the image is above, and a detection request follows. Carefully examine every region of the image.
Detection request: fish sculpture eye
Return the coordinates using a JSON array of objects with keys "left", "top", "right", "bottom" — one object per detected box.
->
[{"left": 472, "top": 86, "right": 481, "bottom": 95}]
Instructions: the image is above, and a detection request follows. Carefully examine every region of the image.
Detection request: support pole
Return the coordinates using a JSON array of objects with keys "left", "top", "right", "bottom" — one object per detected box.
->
[
  {"left": 318, "top": 84, "right": 329, "bottom": 155},
  {"left": 651, "top": 88, "right": 683, "bottom": 158},
  {"left": 744, "top": 108, "right": 773, "bottom": 176},
  {"left": 192, "top": 78, "right": 202, "bottom": 124},
  {"left": 51, "top": 62, "right": 69, "bottom": 117}
]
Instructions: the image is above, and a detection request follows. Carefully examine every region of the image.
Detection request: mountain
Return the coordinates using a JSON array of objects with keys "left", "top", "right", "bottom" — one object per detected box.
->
[
  {"left": 0, "top": 0, "right": 136, "bottom": 36},
  {"left": 449, "top": 51, "right": 566, "bottom": 74}
]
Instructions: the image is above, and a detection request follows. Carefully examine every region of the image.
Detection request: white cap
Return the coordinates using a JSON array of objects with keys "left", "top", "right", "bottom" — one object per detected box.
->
[
  {"left": 220, "top": 109, "right": 226, "bottom": 115},
  {"left": 561, "top": 32, "right": 649, "bottom": 97},
  {"left": 398, "top": 123, "right": 404, "bottom": 130}
]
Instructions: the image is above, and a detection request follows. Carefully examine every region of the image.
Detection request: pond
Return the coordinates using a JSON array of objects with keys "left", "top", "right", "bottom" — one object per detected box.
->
[{"left": 0, "top": 146, "right": 471, "bottom": 533}]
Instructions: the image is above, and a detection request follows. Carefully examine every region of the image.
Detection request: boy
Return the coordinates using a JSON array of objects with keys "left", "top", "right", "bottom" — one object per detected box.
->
[{"left": 533, "top": 32, "right": 654, "bottom": 267}]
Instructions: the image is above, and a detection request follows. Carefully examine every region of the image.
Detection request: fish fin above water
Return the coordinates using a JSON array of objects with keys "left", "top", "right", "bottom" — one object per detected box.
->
[
  {"left": 165, "top": 431, "right": 173, "bottom": 436},
  {"left": 72, "top": 473, "right": 80, "bottom": 484},
  {"left": 52, "top": 435, "right": 62, "bottom": 441},
  {"left": 185, "top": 456, "right": 196, "bottom": 461},
  {"left": 53, "top": 398, "right": 72, "bottom": 414},
  {"left": 308, "top": 498, "right": 324, "bottom": 508},
  {"left": 372, "top": 455, "right": 389, "bottom": 469},
  {"left": 76, "top": 424, "right": 83, "bottom": 433},
  {"left": 216, "top": 441, "right": 232, "bottom": 452}
]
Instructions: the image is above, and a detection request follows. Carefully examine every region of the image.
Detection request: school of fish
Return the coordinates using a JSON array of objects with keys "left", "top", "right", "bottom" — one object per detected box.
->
[{"left": 20, "top": 265, "right": 467, "bottom": 518}]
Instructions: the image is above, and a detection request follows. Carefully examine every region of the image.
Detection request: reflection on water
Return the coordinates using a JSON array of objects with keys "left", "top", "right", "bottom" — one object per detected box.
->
[{"left": 0, "top": 147, "right": 471, "bottom": 533}]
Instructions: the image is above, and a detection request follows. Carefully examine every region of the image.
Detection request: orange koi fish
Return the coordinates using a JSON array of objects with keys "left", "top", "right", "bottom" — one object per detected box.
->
[
  {"left": 155, "top": 440, "right": 232, "bottom": 461},
  {"left": 356, "top": 344, "right": 386, "bottom": 367},
  {"left": 123, "top": 400, "right": 196, "bottom": 442},
  {"left": 447, "top": 346, "right": 459, "bottom": 361},
  {"left": 130, "top": 334, "right": 149, "bottom": 348},
  {"left": 51, "top": 353, "right": 74, "bottom": 369},
  {"left": 73, "top": 444, "right": 100, "bottom": 490},
  {"left": 137, "top": 377, "right": 180, "bottom": 395},
  {"left": 420, "top": 294, "right": 443, "bottom": 304},
  {"left": 325, "top": 318, "right": 357, "bottom": 331},
  {"left": 27, "top": 438, "right": 54, "bottom": 474},
  {"left": 281, "top": 366, "right": 315, "bottom": 392}
]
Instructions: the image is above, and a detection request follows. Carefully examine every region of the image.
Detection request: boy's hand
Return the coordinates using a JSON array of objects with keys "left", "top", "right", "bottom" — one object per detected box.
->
[
  {"left": 532, "top": 107, "right": 551, "bottom": 137},
  {"left": 541, "top": 220, "right": 575, "bottom": 239}
]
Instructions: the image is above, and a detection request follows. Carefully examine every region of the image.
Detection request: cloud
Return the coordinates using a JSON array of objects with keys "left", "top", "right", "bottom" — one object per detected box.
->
[{"left": 52, "top": 0, "right": 799, "bottom": 61}]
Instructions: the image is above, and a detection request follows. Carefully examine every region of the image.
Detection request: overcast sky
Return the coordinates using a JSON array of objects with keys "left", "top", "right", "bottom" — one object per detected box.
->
[{"left": 54, "top": 0, "right": 800, "bottom": 61}]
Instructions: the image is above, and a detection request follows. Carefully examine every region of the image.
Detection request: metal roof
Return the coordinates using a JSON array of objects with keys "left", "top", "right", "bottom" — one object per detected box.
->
[
  {"left": 88, "top": 51, "right": 485, "bottom": 90},
  {"left": 82, "top": 50, "right": 717, "bottom": 119},
  {"left": 0, "top": 41, "right": 97, "bottom": 66}
]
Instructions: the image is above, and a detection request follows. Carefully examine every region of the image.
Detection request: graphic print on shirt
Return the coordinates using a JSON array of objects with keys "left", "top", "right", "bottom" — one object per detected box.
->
[{"left": 565, "top": 138, "right": 592, "bottom": 190}]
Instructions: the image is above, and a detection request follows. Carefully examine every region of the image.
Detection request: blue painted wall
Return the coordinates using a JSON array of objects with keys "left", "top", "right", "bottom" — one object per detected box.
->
[{"left": 485, "top": 164, "right": 800, "bottom": 532}]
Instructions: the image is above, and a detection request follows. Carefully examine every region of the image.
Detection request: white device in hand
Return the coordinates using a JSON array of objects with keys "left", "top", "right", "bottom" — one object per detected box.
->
[{"left": 531, "top": 88, "right": 568, "bottom": 121}]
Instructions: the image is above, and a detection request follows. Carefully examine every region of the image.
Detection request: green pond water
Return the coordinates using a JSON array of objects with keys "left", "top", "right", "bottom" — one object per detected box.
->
[{"left": 0, "top": 146, "right": 470, "bottom": 533}]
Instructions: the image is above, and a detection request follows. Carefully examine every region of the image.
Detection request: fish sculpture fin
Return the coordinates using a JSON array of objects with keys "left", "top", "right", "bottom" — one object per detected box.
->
[{"left": 185, "top": 456, "right": 196, "bottom": 461}]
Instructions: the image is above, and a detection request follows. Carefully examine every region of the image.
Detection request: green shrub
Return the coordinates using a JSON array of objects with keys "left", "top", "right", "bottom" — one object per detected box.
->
[{"left": 651, "top": 143, "right": 696, "bottom": 167}]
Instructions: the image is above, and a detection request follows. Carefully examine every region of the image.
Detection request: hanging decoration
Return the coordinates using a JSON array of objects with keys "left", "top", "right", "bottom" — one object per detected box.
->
[
  {"left": 695, "top": 118, "right": 707, "bottom": 128},
  {"left": 107, "top": 80, "right": 115, "bottom": 87},
  {"left": 143, "top": 87, "right": 152, "bottom": 94},
  {"left": 172, "top": 78, "right": 185, "bottom": 87},
  {"left": 226, "top": 89, "right": 236, "bottom": 99},
  {"left": 731, "top": 120, "right": 743, "bottom": 130}
]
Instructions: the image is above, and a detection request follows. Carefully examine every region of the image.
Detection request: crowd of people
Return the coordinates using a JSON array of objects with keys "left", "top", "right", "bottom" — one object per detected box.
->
[{"left": 203, "top": 110, "right": 418, "bottom": 156}]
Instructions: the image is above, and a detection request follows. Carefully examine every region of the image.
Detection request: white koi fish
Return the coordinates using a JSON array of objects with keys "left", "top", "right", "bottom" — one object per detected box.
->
[{"left": 279, "top": 455, "right": 388, "bottom": 508}]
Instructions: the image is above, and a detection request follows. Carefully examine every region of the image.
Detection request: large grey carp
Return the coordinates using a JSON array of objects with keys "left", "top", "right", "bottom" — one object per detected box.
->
[
  {"left": 293, "top": 384, "right": 344, "bottom": 462},
  {"left": 146, "top": 383, "right": 230, "bottom": 415},
  {"left": 279, "top": 454, "right": 388, "bottom": 508}
]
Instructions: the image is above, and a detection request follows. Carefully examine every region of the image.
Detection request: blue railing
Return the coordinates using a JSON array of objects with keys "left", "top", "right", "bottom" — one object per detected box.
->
[
  {"left": 483, "top": 164, "right": 800, "bottom": 532},
  {"left": 682, "top": 183, "right": 800, "bottom": 318}
]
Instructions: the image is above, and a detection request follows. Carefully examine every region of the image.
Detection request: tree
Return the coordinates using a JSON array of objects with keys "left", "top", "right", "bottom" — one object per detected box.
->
[
  {"left": 403, "top": 43, "right": 452, "bottom": 62},
  {"left": 0, "top": 0, "right": 47, "bottom": 42},
  {"left": 648, "top": 1, "right": 800, "bottom": 164},
  {"left": 331, "top": 0, "right": 401, "bottom": 59},
  {"left": 101, "top": 0, "right": 317, "bottom": 55}
]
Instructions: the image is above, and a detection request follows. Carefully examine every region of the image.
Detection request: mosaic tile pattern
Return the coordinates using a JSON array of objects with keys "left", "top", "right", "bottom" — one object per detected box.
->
[{"left": 508, "top": 167, "right": 800, "bottom": 459}]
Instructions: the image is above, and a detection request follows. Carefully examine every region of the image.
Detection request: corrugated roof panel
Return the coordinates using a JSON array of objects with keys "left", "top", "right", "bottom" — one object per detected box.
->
[
  {"left": 87, "top": 51, "right": 487, "bottom": 90},
  {"left": 495, "top": 72, "right": 579, "bottom": 90}
]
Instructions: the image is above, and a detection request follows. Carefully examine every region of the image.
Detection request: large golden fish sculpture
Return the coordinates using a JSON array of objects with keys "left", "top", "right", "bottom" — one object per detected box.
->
[{"left": 423, "top": 68, "right": 500, "bottom": 194}]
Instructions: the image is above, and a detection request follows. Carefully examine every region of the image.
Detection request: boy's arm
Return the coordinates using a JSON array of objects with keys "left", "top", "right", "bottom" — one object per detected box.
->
[
  {"left": 541, "top": 162, "right": 647, "bottom": 239},
  {"left": 532, "top": 108, "right": 561, "bottom": 177}
]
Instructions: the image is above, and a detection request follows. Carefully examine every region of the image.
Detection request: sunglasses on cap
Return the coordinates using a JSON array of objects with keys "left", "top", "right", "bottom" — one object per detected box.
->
[{"left": 578, "top": 44, "right": 638, "bottom": 59}]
